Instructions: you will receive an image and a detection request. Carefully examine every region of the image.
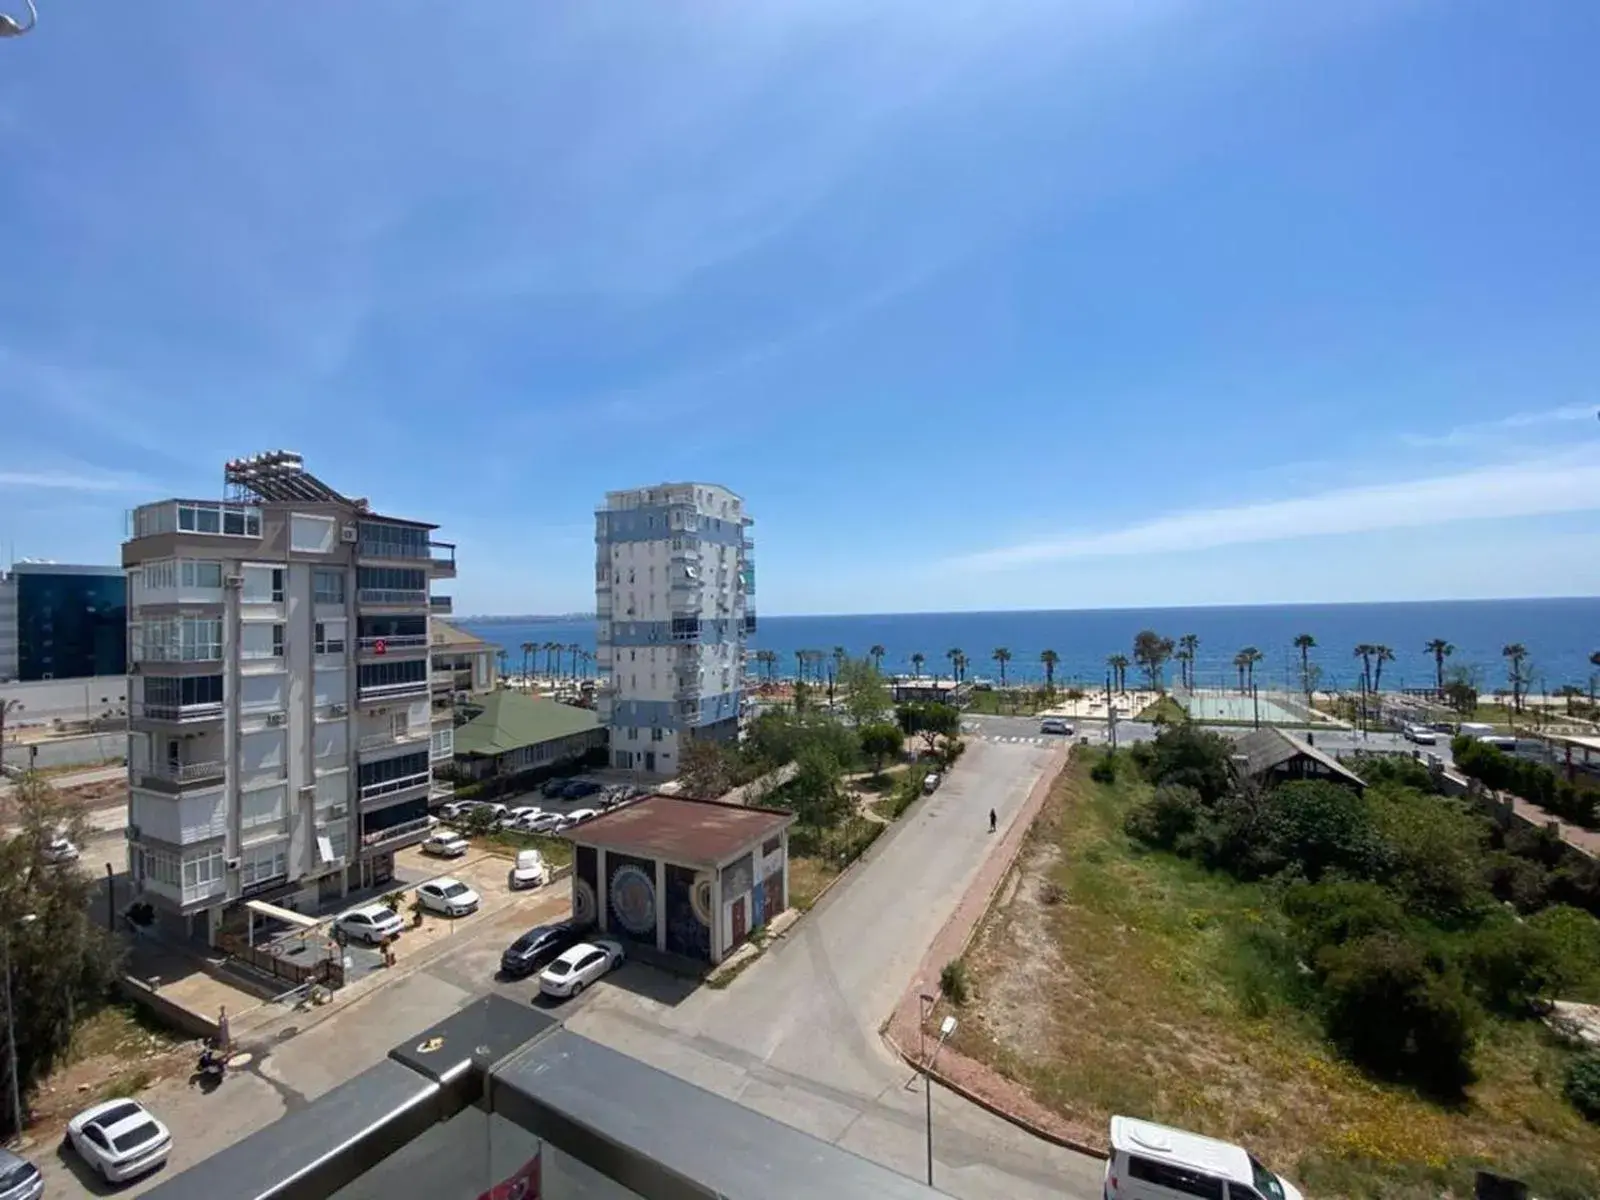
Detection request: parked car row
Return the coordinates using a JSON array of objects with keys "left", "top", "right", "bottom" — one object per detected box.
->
[
  {"left": 437, "top": 782, "right": 638, "bottom": 836},
  {"left": 497, "top": 920, "right": 624, "bottom": 1001}
]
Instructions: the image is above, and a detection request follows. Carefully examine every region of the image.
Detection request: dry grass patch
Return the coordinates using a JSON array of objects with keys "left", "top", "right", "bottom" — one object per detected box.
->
[{"left": 951, "top": 759, "right": 1600, "bottom": 1199}]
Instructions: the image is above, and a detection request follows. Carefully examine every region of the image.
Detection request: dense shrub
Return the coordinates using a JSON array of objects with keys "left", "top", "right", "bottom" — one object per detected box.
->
[
  {"left": 1124, "top": 783, "right": 1202, "bottom": 849},
  {"left": 1453, "top": 737, "right": 1599, "bottom": 829},
  {"left": 1565, "top": 1051, "right": 1600, "bottom": 1122},
  {"left": 1527, "top": 905, "right": 1600, "bottom": 999},
  {"left": 1284, "top": 880, "right": 1410, "bottom": 958},
  {"left": 1371, "top": 788, "right": 1492, "bottom": 924},
  {"left": 1467, "top": 919, "right": 1568, "bottom": 1013},
  {"left": 858, "top": 722, "right": 903, "bottom": 773},
  {"left": 1089, "top": 752, "right": 1118, "bottom": 784},
  {"left": 1348, "top": 752, "right": 1437, "bottom": 792},
  {"left": 1264, "top": 780, "right": 1386, "bottom": 883},
  {"left": 940, "top": 958, "right": 971, "bottom": 1005},
  {"left": 1485, "top": 851, "right": 1554, "bottom": 914},
  {"left": 1317, "top": 932, "right": 1478, "bottom": 1095},
  {"left": 1133, "top": 724, "right": 1236, "bottom": 805}
]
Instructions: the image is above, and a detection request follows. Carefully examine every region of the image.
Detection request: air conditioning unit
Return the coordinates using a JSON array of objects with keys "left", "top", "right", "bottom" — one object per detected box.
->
[
  {"left": 329, "top": 703, "right": 347, "bottom": 717},
  {"left": 266, "top": 712, "right": 286, "bottom": 726},
  {"left": 225, "top": 857, "right": 241, "bottom": 871},
  {"left": 224, "top": 574, "right": 244, "bottom": 588},
  {"left": 340, "top": 526, "right": 358, "bottom": 543}
]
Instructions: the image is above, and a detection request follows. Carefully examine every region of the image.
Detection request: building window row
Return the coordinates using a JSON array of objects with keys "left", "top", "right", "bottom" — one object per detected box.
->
[
  {"left": 357, "top": 566, "right": 427, "bottom": 592},
  {"left": 241, "top": 844, "right": 287, "bottom": 887},
  {"left": 315, "top": 622, "right": 347, "bottom": 655},
  {"left": 134, "top": 615, "right": 224, "bottom": 662},
  {"left": 358, "top": 658, "right": 427, "bottom": 690},
  {"left": 358, "top": 615, "right": 426, "bottom": 639},
  {"left": 313, "top": 569, "right": 346, "bottom": 604},
  {"left": 357, "top": 522, "right": 430, "bottom": 560},
  {"left": 177, "top": 502, "right": 261, "bottom": 538},
  {"left": 143, "top": 674, "right": 224, "bottom": 708},
  {"left": 358, "top": 750, "right": 429, "bottom": 789}
]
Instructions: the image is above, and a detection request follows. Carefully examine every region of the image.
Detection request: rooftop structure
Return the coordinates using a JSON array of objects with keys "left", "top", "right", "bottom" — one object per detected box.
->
[
  {"left": 1230, "top": 727, "right": 1367, "bottom": 793},
  {"left": 565, "top": 793, "right": 791, "bottom": 868}
]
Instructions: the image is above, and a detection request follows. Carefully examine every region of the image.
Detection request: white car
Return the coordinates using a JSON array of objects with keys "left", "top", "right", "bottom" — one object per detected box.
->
[
  {"left": 42, "top": 835, "right": 80, "bottom": 864},
  {"left": 565, "top": 807, "right": 600, "bottom": 825},
  {"left": 1104, "top": 1115, "right": 1303, "bottom": 1200},
  {"left": 505, "top": 806, "right": 544, "bottom": 827},
  {"left": 538, "top": 939, "right": 624, "bottom": 999},
  {"left": 66, "top": 1098, "right": 172, "bottom": 1183},
  {"left": 336, "top": 903, "right": 405, "bottom": 945},
  {"left": 1404, "top": 724, "right": 1438, "bottom": 745},
  {"left": 422, "top": 832, "right": 470, "bottom": 858},
  {"left": 1040, "top": 718, "right": 1073, "bottom": 735},
  {"left": 508, "top": 849, "right": 549, "bottom": 891},
  {"left": 525, "top": 812, "right": 565, "bottom": 834},
  {"left": 416, "top": 877, "right": 480, "bottom": 917}
]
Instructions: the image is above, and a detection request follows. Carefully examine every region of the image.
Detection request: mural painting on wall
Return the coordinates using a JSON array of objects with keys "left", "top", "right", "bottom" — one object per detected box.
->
[
  {"left": 605, "top": 852, "right": 658, "bottom": 945},
  {"left": 664, "top": 863, "right": 711, "bottom": 961},
  {"left": 573, "top": 845, "right": 598, "bottom": 927},
  {"left": 761, "top": 869, "right": 783, "bottom": 925}
]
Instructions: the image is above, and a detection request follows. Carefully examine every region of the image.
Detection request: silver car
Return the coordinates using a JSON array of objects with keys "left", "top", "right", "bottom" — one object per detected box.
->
[{"left": 0, "top": 1149, "right": 42, "bottom": 1200}]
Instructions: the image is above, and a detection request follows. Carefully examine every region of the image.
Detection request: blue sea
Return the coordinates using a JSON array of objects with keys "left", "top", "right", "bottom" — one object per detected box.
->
[{"left": 460, "top": 598, "right": 1600, "bottom": 695}]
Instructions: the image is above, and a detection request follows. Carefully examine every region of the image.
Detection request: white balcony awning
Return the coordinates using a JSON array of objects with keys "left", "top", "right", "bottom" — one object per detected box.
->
[{"left": 245, "top": 899, "right": 321, "bottom": 929}]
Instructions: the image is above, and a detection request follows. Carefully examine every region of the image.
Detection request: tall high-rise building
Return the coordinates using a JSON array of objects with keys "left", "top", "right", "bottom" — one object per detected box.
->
[
  {"left": 0, "top": 561, "right": 127, "bottom": 682},
  {"left": 594, "top": 483, "right": 754, "bottom": 776},
  {"left": 122, "top": 452, "right": 457, "bottom": 941}
]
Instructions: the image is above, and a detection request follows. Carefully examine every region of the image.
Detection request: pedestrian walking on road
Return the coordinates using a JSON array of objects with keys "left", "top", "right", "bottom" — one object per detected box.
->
[{"left": 988, "top": 808, "right": 997, "bottom": 834}]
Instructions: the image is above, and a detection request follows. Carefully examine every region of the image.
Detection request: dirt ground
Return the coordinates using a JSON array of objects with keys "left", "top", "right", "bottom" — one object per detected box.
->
[{"left": 25, "top": 1005, "right": 191, "bottom": 1137}]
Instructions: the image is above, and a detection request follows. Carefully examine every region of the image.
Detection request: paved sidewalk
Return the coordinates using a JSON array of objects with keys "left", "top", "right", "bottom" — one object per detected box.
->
[{"left": 883, "top": 747, "right": 1107, "bottom": 1157}]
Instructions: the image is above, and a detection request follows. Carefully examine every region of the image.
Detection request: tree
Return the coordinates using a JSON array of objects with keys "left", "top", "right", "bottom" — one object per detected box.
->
[
  {"left": 678, "top": 738, "right": 735, "bottom": 799},
  {"left": 1265, "top": 780, "right": 1385, "bottom": 883},
  {"left": 520, "top": 642, "right": 535, "bottom": 685},
  {"left": 496, "top": 648, "right": 509, "bottom": 679},
  {"left": 1135, "top": 723, "right": 1237, "bottom": 807},
  {"left": 1371, "top": 645, "right": 1395, "bottom": 695},
  {"left": 1132, "top": 630, "right": 1175, "bottom": 691},
  {"left": 1425, "top": 639, "right": 1455, "bottom": 695},
  {"left": 1040, "top": 649, "right": 1059, "bottom": 693},
  {"left": 992, "top": 647, "right": 1011, "bottom": 688},
  {"left": 544, "top": 642, "right": 561, "bottom": 676},
  {"left": 1178, "top": 633, "right": 1199, "bottom": 690},
  {"left": 916, "top": 703, "right": 960, "bottom": 755},
  {"left": 1107, "top": 654, "right": 1129, "bottom": 693},
  {"left": 794, "top": 649, "right": 806, "bottom": 683},
  {"left": 1590, "top": 650, "right": 1600, "bottom": 710},
  {"left": 946, "top": 647, "right": 963, "bottom": 684},
  {"left": 838, "top": 657, "right": 891, "bottom": 727},
  {"left": 567, "top": 643, "right": 581, "bottom": 679},
  {"left": 910, "top": 652, "right": 925, "bottom": 678},
  {"left": 1293, "top": 634, "right": 1316, "bottom": 699},
  {"left": 868, "top": 644, "right": 886, "bottom": 672},
  {"left": 1443, "top": 665, "right": 1479, "bottom": 717},
  {"left": 1354, "top": 644, "right": 1376, "bottom": 695},
  {"left": 0, "top": 697, "right": 21, "bottom": 757},
  {"left": 1232, "top": 647, "right": 1262, "bottom": 694},
  {"left": 2, "top": 776, "right": 125, "bottom": 1134},
  {"left": 1503, "top": 643, "right": 1529, "bottom": 712},
  {"left": 859, "top": 722, "right": 904, "bottom": 775},
  {"left": 954, "top": 651, "right": 967, "bottom": 683}
]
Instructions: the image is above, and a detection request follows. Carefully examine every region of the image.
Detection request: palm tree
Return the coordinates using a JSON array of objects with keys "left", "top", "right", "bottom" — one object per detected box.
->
[
  {"left": 0, "top": 698, "right": 22, "bottom": 755},
  {"left": 954, "top": 650, "right": 968, "bottom": 684},
  {"left": 1502, "top": 643, "right": 1529, "bottom": 711},
  {"left": 519, "top": 641, "right": 535, "bottom": 685},
  {"left": 1040, "top": 649, "right": 1059, "bottom": 692},
  {"left": 1589, "top": 650, "right": 1600, "bottom": 711},
  {"left": 1424, "top": 639, "right": 1454, "bottom": 696},
  {"left": 1237, "top": 646, "right": 1263, "bottom": 692},
  {"left": 1371, "top": 645, "right": 1395, "bottom": 694},
  {"left": 544, "top": 641, "right": 561, "bottom": 677},
  {"left": 496, "top": 648, "right": 509, "bottom": 680},
  {"left": 832, "top": 646, "right": 847, "bottom": 677},
  {"left": 793, "top": 649, "right": 806, "bottom": 682},
  {"left": 1292, "top": 633, "right": 1315, "bottom": 693},
  {"left": 946, "top": 647, "right": 962, "bottom": 684},
  {"left": 1233, "top": 650, "right": 1249, "bottom": 693},
  {"left": 1107, "top": 654, "right": 1129, "bottom": 693},
  {"left": 1178, "top": 634, "right": 1199, "bottom": 690},
  {"left": 910, "top": 652, "right": 926, "bottom": 678},
  {"left": 1353, "top": 644, "right": 1376, "bottom": 695},
  {"left": 992, "top": 647, "right": 1012, "bottom": 688},
  {"left": 868, "top": 644, "right": 886, "bottom": 672}
]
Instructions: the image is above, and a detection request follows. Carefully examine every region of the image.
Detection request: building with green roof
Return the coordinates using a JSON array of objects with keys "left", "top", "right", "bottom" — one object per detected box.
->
[{"left": 452, "top": 690, "right": 607, "bottom": 780}]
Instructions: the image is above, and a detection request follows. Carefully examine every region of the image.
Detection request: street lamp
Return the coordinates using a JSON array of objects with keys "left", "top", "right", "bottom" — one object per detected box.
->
[
  {"left": 923, "top": 1012, "right": 957, "bottom": 1187},
  {"left": 0, "top": 0, "right": 36, "bottom": 37},
  {"left": 3, "top": 913, "right": 38, "bottom": 1137}
]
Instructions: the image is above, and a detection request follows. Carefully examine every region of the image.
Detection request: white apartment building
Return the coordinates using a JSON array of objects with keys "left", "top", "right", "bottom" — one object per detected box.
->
[
  {"left": 122, "top": 452, "right": 457, "bottom": 943},
  {"left": 595, "top": 483, "right": 753, "bottom": 776}
]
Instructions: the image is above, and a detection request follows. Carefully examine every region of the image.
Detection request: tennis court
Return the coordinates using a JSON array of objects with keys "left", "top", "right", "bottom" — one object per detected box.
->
[{"left": 1181, "top": 691, "right": 1305, "bottom": 724}]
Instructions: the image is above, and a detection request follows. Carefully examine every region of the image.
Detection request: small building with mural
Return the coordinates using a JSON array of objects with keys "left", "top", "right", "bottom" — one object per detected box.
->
[{"left": 562, "top": 795, "right": 793, "bottom": 966}]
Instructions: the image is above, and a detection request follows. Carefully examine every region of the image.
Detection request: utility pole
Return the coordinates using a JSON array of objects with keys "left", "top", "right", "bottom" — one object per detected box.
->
[{"left": 1106, "top": 671, "right": 1118, "bottom": 751}]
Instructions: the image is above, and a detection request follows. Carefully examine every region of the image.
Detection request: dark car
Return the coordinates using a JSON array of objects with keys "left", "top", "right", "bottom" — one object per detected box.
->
[
  {"left": 541, "top": 778, "right": 571, "bottom": 799},
  {"left": 500, "top": 922, "right": 587, "bottom": 978},
  {"left": 562, "top": 779, "right": 601, "bottom": 799}
]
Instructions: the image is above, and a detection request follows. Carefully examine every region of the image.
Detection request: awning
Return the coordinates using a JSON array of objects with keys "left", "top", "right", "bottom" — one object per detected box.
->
[{"left": 244, "top": 899, "right": 322, "bottom": 929}]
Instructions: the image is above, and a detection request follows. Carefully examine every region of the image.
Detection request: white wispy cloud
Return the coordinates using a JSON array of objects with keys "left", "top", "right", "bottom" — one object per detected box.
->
[
  {"left": 1401, "top": 403, "right": 1596, "bottom": 448},
  {"left": 0, "top": 469, "right": 149, "bottom": 493},
  {"left": 948, "top": 449, "right": 1600, "bottom": 570}
]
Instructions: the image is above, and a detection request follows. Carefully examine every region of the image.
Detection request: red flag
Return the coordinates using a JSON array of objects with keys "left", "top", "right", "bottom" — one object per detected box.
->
[{"left": 477, "top": 1153, "right": 540, "bottom": 1200}]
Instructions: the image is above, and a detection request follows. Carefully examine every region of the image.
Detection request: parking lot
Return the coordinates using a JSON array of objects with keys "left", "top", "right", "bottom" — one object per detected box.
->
[{"left": 436, "top": 776, "right": 646, "bottom": 835}]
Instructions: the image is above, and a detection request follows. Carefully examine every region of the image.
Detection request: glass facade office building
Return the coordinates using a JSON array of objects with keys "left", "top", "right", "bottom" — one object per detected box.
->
[{"left": 5, "top": 564, "right": 127, "bottom": 681}]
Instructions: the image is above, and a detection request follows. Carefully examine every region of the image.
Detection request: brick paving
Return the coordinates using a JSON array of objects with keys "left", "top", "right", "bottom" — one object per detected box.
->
[{"left": 881, "top": 745, "right": 1108, "bottom": 1158}]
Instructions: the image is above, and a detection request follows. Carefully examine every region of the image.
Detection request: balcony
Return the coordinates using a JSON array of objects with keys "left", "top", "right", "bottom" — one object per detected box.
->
[
  {"left": 430, "top": 779, "right": 455, "bottom": 802},
  {"left": 429, "top": 542, "right": 456, "bottom": 578},
  {"left": 128, "top": 499, "right": 261, "bottom": 542},
  {"left": 743, "top": 611, "right": 757, "bottom": 634},
  {"left": 359, "top": 813, "right": 432, "bottom": 849},
  {"left": 675, "top": 674, "right": 701, "bottom": 699},
  {"left": 130, "top": 701, "right": 224, "bottom": 726},
  {"left": 359, "top": 771, "right": 431, "bottom": 804},
  {"left": 357, "top": 634, "right": 430, "bottom": 656},
  {"left": 677, "top": 700, "right": 701, "bottom": 723},
  {"left": 357, "top": 678, "right": 430, "bottom": 703},
  {"left": 430, "top": 595, "right": 452, "bottom": 614},
  {"left": 139, "top": 760, "right": 226, "bottom": 792},
  {"left": 358, "top": 588, "right": 429, "bottom": 609},
  {"left": 358, "top": 728, "right": 429, "bottom": 753},
  {"left": 431, "top": 669, "right": 457, "bottom": 693}
]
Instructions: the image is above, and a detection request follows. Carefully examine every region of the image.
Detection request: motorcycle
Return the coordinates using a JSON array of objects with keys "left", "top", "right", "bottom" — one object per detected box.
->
[{"left": 196, "top": 1042, "right": 226, "bottom": 1084}]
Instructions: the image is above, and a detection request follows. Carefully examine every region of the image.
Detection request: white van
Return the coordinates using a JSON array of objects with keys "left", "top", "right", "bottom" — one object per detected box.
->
[
  {"left": 1459, "top": 722, "right": 1495, "bottom": 738},
  {"left": 1478, "top": 735, "right": 1518, "bottom": 753},
  {"left": 1105, "top": 1116, "right": 1303, "bottom": 1200}
]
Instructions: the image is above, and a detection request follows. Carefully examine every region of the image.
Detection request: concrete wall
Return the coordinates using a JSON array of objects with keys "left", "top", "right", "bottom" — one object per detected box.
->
[
  {"left": 1, "top": 729, "right": 127, "bottom": 772},
  {"left": 0, "top": 675, "right": 128, "bottom": 726},
  {"left": 117, "top": 974, "right": 222, "bottom": 1041}
]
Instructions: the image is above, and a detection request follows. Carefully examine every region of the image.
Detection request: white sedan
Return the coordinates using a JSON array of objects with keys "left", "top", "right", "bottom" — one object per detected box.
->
[
  {"left": 67, "top": 1098, "right": 171, "bottom": 1183},
  {"left": 416, "top": 877, "right": 480, "bottom": 917},
  {"left": 538, "top": 939, "right": 624, "bottom": 999},
  {"left": 421, "top": 832, "right": 469, "bottom": 858}
]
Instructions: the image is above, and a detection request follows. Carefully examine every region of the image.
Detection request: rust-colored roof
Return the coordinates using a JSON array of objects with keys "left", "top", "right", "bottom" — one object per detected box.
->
[{"left": 564, "top": 795, "right": 793, "bottom": 868}]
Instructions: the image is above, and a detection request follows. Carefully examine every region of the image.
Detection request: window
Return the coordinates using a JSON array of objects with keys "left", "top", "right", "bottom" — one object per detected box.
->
[
  {"left": 135, "top": 615, "right": 223, "bottom": 662},
  {"left": 181, "top": 560, "right": 223, "bottom": 588},
  {"left": 358, "top": 750, "right": 428, "bottom": 789},
  {"left": 181, "top": 850, "right": 224, "bottom": 891},
  {"left": 651, "top": 727, "right": 664, "bottom": 742},
  {"left": 357, "top": 521, "right": 429, "bottom": 559},
  {"left": 272, "top": 623, "right": 284, "bottom": 657},
  {"left": 762, "top": 836, "right": 781, "bottom": 857},
  {"left": 145, "top": 675, "right": 224, "bottom": 708},
  {"left": 240, "top": 845, "right": 287, "bottom": 887},
  {"left": 240, "top": 787, "right": 286, "bottom": 831},
  {"left": 1126, "top": 1157, "right": 1225, "bottom": 1200},
  {"left": 142, "top": 560, "right": 177, "bottom": 590},
  {"left": 315, "top": 622, "right": 346, "bottom": 655},
  {"left": 176, "top": 502, "right": 259, "bottom": 537},
  {"left": 356, "top": 566, "right": 427, "bottom": 593},
  {"left": 271, "top": 569, "right": 284, "bottom": 603},
  {"left": 358, "top": 659, "right": 428, "bottom": 690},
  {"left": 314, "top": 569, "right": 345, "bottom": 604}
]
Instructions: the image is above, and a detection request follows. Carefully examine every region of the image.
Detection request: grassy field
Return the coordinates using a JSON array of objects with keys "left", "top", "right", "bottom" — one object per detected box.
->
[
  {"left": 950, "top": 759, "right": 1600, "bottom": 1199},
  {"left": 965, "top": 688, "right": 1053, "bottom": 716},
  {"left": 1135, "top": 695, "right": 1187, "bottom": 723},
  {"left": 475, "top": 828, "right": 574, "bottom": 868}
]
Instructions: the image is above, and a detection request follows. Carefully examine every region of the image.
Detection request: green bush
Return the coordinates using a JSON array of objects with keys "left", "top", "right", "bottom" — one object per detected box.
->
[
  {"left": 1466, "top": 919, "right": 1567, "bottom": 1014},
  {"left": 1317, "top": 932, "right": 1478, "bottom": 1095},
  {"left": 940, "top": 958, "right": 971, "bottom": 1005},
  {"left": 1262, "top": 780, "right": 1386, "bottom": 883},
  {"left": 1370, "top": 787, "right": 1492, "bottom": 924},
  {"left": 1124, "top": 783, "right": 1203, "bottom": 849},
  {"left": 1527, "top": 905, "right": 1600, "bottom": 999},
  {"left": 1565, "top": 1051, "right": 1600, "bottom": 1122},
  {"left": 1089, "top": 752, "right": 1118, "bottom": 784},
  {"left": 1284, "top": 880, "right": 1410, "bottom": 958},
  {"left": 1134, "top": 724, "right": 1236, "bottom": 805}
]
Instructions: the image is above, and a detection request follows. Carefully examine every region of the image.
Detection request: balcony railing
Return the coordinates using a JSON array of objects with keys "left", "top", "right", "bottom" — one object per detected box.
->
[
  {"left": 430, "top": 595, "right": 452, "bottom": 614},
  {"left": 357, "top": 634, "right": 430, "bottom": 653},
  {"left": 358, "top": 729, "right": 428, "bottom": 752},
  {"left": 131, "top": 701, "right": 224, "bottom": 723},
  {"left": 743, "top": 611, "right": 757, "bottom": 634},
  {"left": 359, "top": 771, "right": 431, "bottom": 803},
  {"left": 357, "top": 588, "right": 428, "bottom": 607},
  {"left": 359, "top": 814, "right": 431, "bottom": 848},
  {"left": 357, "top": 678, "right": 431, "bottom": 701},
  {"left": 431, "top": 669, "right": 457, "bottom": 692},
  {"left": 430, "top": 542, "right": 456, "bottom": 570},
  {"left": 140, "top": 760, "right": 226, "bottom": 789},
  {"left": 429, "top": 779, "right": 455, "bottom": 801}
]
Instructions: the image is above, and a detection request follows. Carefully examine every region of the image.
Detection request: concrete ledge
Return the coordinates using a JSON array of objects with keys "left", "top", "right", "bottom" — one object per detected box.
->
[{"left": 117, "top": 975, "right": 221, "bottom": 1042}]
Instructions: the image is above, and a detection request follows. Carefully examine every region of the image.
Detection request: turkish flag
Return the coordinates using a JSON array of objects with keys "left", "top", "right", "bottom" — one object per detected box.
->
[{"left": 477, "top": 1154, "right": 540, "bottom": 1200}]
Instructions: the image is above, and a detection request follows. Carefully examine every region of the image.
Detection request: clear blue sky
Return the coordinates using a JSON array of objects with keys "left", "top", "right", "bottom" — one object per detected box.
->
[{"left": 2, "top": 1, "right": 1597, "bottom": 616}]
